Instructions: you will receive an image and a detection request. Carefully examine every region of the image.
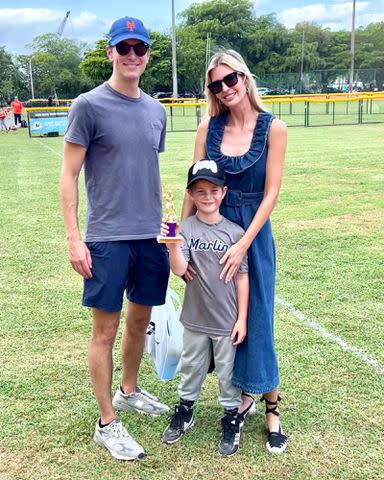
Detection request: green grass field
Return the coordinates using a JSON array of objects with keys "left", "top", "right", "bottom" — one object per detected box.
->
[{"left": 0, "top": 124, "right": 383, "bottom": 480}]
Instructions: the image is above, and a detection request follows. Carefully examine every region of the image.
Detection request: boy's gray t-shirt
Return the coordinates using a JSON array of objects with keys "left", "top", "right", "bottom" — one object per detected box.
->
[
  {"left": 180, "top": 215, "right": 248, "bottom": 336},
  {"left": 64, "top": 82, "right": 167, "bottom": 241}
]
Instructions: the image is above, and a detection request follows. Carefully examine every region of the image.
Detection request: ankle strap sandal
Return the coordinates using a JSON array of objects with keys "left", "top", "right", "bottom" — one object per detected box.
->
[
  {"left": 260, "top": 395, "right": 288, "bottom": 454},
  {"left": 239, "top": 392, "right": 256, "bottom": 422}
]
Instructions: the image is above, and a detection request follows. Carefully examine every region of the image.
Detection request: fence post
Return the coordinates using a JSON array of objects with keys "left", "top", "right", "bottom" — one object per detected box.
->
[
  {"left": 332, "top": 101, "right": 335, "bottom": 125},
  {"left": 196, "top": 105, "right": 201, "bottom": 128},
  {"left": 170, "top": 106, "right": 173, "bottom": 131},
  {"left": 358, "top": 99, "right": 363, "bottom": 124},
  {"left": 304, "top": 101, "right": 309, "bottom": 127}
]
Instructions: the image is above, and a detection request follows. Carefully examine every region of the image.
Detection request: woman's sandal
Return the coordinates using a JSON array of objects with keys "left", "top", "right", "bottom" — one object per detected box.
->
[
  {"left": 239, "top": 392, "right": 256, "bottom": 425},
  {"left": 260, "top": 395, "right": 288, "bottom": 454}
]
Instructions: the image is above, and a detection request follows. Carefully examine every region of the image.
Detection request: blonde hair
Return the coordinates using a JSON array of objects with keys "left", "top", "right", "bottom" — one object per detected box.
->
[{"left": 205, "top": 49, "right": 265, "bottom": 117}]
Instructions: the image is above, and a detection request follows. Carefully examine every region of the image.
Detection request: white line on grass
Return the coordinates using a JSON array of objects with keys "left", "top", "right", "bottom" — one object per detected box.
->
[
  {"left": 33, "top": 138, "right": 63, "bottom": 159},
  {"left": 276, "top": 296, "right": 384, "bottom": 375},
  {"left": 32, "top": 138, "right": 384, "bottom": 375}
]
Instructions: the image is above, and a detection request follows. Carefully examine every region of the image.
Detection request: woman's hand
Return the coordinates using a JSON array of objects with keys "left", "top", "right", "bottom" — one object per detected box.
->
[
  {"left": 219, "top": 240, "right": 247, "bottom": 284},
  {"left": 231, "top": 320, "right": 247, "bottom": 345},
  {"left": 183, "top": 262, "right": 196, "bottom": 282}
]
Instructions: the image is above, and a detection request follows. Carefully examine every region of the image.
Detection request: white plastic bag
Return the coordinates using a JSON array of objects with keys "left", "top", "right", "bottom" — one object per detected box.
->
[{"left": 145, "top": 287, "right": 184, "bottom": 381}]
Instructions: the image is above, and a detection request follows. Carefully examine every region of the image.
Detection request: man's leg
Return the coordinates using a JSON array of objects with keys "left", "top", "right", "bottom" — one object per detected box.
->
[
  {"left": 88, "top": 307, "right": 120, "bottom": 424},
  {"left": 120, "top": 301, "right": 151, "bottom": 394}
]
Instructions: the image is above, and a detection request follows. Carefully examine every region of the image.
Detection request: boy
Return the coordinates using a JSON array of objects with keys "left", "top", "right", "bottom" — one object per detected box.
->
[{"left": 162, "top": 159, "right": 249, "bottom": 457}]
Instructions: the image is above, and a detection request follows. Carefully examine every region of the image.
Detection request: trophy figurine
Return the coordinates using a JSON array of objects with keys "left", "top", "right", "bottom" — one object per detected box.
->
[{"left": 157, "top": 188, "right": 184, "bottom": 244}]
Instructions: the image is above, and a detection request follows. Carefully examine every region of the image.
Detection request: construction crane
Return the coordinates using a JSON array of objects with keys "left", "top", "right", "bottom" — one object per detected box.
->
[{"left": 57, "top": 10, "right": 70, "bottom": 37}]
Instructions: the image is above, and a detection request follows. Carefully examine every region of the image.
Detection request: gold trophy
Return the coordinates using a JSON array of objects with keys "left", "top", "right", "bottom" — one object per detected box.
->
[{"left": 157, "top": 188, "right": 183, "bottom": 244}]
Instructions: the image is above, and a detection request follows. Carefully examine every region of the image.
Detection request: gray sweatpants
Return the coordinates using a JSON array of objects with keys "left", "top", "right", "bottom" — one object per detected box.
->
[{"left": 178, "top": 327, "right": 242, "bottom": 409}]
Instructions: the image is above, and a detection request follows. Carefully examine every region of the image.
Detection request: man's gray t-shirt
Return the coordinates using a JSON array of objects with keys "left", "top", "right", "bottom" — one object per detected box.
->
[
  {"left": 180, "top": 215, "right": 248, "bottom": 336},
  {"left": 64, "top": 82, "right": 166, "bottom": 241}
]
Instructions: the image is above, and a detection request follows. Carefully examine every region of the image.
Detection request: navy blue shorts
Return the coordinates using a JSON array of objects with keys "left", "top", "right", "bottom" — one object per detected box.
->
[{"left": 83, "top": 239, "right": 170, "bottom": 312}]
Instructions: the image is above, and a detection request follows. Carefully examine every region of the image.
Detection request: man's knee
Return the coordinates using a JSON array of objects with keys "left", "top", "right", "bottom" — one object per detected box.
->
[
  {"left": 91, "top": 309, "right": 120, "bottom": 347},
  {"left": 125, "top": 303, "right": 152, "bottom": 335}
]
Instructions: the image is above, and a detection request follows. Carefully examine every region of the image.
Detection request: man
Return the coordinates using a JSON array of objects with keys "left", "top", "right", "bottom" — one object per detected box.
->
[
  {"left": 11, "top": 96, "right": 23, "bottom": 126},
  {"left": 60, "top": 16, "right": 170, "bottom": 461}
]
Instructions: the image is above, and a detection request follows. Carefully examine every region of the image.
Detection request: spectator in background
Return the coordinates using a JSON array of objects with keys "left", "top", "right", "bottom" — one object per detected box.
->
[
  {"left": 47, "top": 95, "right": 54, "bottom": 107},
  {"left": 0, "top": 107, "right": 10, "bottom": 132},
  {"left": 11, "top": 96, "right": 23, "bottom": 126}
]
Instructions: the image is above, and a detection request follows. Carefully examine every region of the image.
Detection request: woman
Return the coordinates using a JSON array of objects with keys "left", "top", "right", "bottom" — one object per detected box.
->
[{"left": 182, "top": 50, "right": 288, "bottom": 453}]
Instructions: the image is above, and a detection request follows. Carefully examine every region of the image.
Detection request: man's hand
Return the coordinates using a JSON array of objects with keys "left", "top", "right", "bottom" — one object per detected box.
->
[
  {"left": 231, "top": 320, "right": 246, "bottom": 345},
  {"left": 68, "top": 239, "right": 92, "bottom": 279}
]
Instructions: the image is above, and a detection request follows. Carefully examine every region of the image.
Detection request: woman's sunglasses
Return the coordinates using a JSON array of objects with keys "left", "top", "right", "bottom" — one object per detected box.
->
[
  {"left": 207, "top": 71, "right": 244, "bottom": 95},
  {"left": 115, "top": 42, "right": 149, "bottom": 57}
]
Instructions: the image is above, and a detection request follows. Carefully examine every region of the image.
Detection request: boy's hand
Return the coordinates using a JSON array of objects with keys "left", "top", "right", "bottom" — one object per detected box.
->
[
  {"left": 160, "top": 219, "right": 180, "bottom": 237},
  {"left": 230, "top": 320, "right": 246, "bottom": 345}
]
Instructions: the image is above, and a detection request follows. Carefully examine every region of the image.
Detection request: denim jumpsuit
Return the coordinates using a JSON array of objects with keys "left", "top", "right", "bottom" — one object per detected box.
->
[{"left": 206, "top": 111, "right": 279, "bottom": 394}]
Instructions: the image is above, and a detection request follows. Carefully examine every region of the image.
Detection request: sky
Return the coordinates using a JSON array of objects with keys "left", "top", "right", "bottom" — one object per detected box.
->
[{"left": 1, "top": 0, "right": 383, "bottom": 55}]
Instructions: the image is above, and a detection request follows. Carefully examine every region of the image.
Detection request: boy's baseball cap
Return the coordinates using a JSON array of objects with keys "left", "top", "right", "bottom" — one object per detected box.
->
[
  {"left": 187, "top": 159, "right": 226, "bottom": 188},
  {"left": 108, "top": 16, "right": 152, "bottom": 47}
]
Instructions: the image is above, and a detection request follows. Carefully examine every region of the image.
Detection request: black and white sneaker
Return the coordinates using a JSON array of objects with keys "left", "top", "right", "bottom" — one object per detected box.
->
[
  {"left": 218, "top": 413, "right": 242, "bottom": 457},
  {"left": 162, "top": 405, "right": 194, "bottom": 444}
]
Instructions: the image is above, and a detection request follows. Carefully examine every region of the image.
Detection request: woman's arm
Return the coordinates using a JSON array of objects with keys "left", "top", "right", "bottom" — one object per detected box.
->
[
  {"left": 181, "top": 119, "right": 210, "bottom": 220},
  {"left": 220, "top": 118, "right": 287, "bottom": 283}
]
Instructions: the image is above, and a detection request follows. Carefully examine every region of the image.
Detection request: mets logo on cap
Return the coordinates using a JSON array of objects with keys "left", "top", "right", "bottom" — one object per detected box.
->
[{"left": 126, "top": 20, "right": 135, "bottom": 32}]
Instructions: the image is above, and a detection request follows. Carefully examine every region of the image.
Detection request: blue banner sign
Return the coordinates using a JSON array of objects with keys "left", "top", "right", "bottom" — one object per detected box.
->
[{"left": 28, "top": 110, "right": 68, "bottom": 136}]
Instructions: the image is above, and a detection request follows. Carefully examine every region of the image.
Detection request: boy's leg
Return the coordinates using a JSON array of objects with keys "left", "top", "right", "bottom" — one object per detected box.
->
[
  {"left": 178, "top": 328, "right": 212, "bottom": 402},
  {"left": 211, "top": 335, "right": 242, "bottom": 410},
  {"left": 163, "top": 328, "right": 211, "bottom": 444},
  {"left": 212, "top": 335, "right": 242, "bottom": 457}
]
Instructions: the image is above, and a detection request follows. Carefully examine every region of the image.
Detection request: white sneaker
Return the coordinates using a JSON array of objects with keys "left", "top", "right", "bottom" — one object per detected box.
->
[
  {"left": 93, "top": 417, "right": 145, "bottom": 461},
  {"left": 112, "top": 386, "right": 170, "bottom": 416}
]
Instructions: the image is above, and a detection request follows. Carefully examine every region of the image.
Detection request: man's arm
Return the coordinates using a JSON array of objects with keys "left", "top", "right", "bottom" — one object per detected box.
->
[
  {"left": 231, "top": 272, "right": 249, "bottom": 345},
  {"left": 60, "top": 141, "right": 92, "bottom": 279}
]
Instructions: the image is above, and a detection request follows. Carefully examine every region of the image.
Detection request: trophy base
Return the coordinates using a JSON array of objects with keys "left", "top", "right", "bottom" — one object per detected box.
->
[{"left": 157, "top": 235, "right": 184, "bottom": 244}]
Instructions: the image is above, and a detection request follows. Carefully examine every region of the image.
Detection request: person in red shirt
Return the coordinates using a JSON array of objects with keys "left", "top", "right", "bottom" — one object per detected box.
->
[
  {"left": 11, "top": 96, "right": 23, "bottom": 126},
  {"left": 0, "top": 107, "right": 10, "bottom": 132}
]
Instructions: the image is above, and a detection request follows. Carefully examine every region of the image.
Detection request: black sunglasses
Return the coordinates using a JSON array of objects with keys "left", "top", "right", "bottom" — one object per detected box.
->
[
  {"left": 207, "top": 71, "right": 244, "bottom": 95},
  {"left": 115, "top": 42, "right": 149, "bottom": 57}
]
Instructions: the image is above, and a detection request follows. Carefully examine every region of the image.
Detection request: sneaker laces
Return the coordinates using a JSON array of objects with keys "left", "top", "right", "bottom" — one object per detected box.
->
[
  {"left": 169, "top": 406, "right": 189, "bottom": 429},
  {"left": 108, "top": 419, "right": 130, "bottom": 439},
  {"left": 136, "top": 387, "right": 158, "bottom": 401},
  {"left": 221, "top": 415, "right": 239, "bottom": 443}
]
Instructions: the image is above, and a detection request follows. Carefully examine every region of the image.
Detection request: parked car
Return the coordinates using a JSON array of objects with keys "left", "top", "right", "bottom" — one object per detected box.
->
[
  {"left": 256, "top": 87, "right": 270, "bottom": 96},
  {"left": 153, "top": 92, "right": 174, "bottom": 100}
]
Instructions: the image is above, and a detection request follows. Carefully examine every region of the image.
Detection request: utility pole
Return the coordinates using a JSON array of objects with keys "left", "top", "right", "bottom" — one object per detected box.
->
[
  {"left": 300, "top": 29, "right": 305, "bottom": 94},
  {"left": 349, "top": 0, "right": 356, "bottom": 89},
  {"left": 29, "top": 58, "right": 35, "bottom": 99},
  {"left": 171, "top": 0, "right": 178, "bottom": 98}
]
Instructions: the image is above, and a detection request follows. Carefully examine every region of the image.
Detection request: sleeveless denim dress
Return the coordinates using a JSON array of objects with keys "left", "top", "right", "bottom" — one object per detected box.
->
[{"left": 206, "top": 111, "right": 279, "bottom": 394}]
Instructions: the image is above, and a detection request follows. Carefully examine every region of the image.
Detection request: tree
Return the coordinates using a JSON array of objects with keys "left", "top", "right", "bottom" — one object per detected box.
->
[
  {"left": 0, "top": 47, "right": 29, "bottom": 103},
  {"left": 20, "top": 33, "right": 92, "bottom": 99}
]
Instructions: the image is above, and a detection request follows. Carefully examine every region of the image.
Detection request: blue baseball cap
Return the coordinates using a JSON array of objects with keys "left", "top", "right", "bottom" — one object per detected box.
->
[{"left": 108, "top": 16, "right": 152, "bottom": 47}]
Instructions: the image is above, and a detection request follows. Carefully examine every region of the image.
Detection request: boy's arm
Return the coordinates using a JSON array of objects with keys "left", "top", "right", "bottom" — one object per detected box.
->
[
  {"left": 231, "top": 272, "right": 249, "bottom": 345},
  {"left": 167, "top": 243, "right": 189, "bottom": 277}
]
